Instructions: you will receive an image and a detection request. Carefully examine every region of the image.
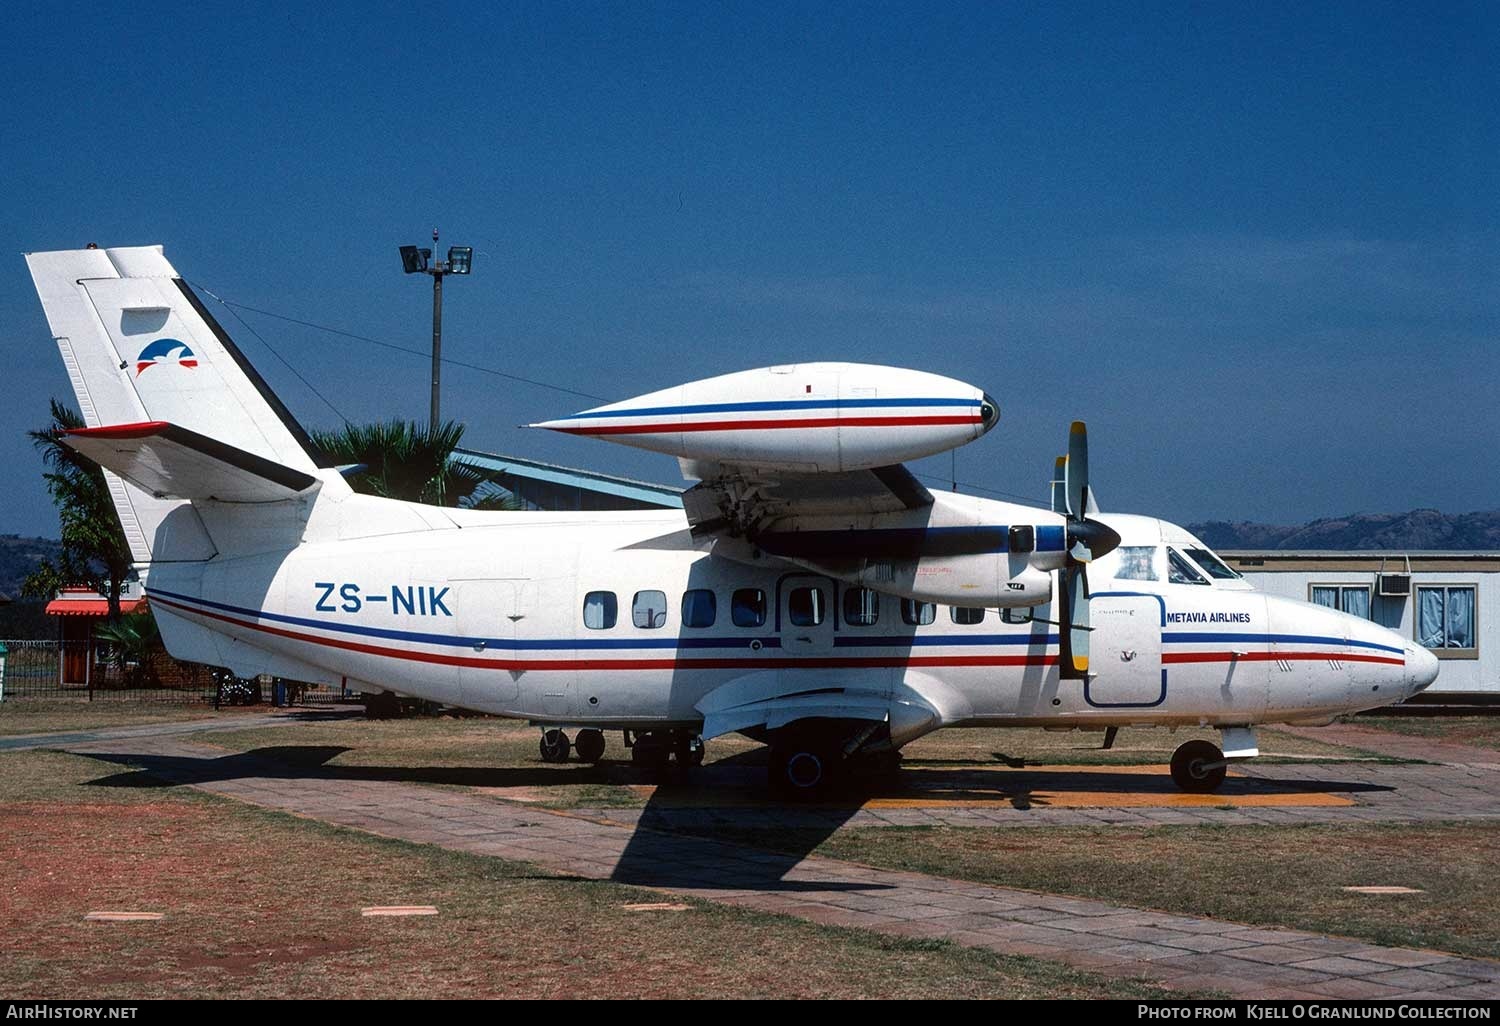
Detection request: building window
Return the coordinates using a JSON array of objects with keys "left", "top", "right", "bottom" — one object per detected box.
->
[
  {"left": 788, "top": 587, "right": 826, "bottom": 627},
  {"left": 901, "top": 599, "right": 936, "bottom": 626},
  {"left": 843, "top": 587, "right": 880, "bottom": 626},
  {"left": 732, "top": 588, "right": 766, "bottom": 628},
  {"left": 681, "top": 589, "right": 716, "bottom": 628},
  {"left": 951, "top": 606, "right": 985, "bottom": 625},
  {"left": 583, "top": 591, "right": 617, "bottom": 630},
  {"left": 632, "top": 590, "right": 667, "bottom": 629},
  {"left": 1311, "top": 585, "right": 1371, "bottom": 620},
  {"left": 1417, "top": 585, "right": 1476, "bottom": 651}
]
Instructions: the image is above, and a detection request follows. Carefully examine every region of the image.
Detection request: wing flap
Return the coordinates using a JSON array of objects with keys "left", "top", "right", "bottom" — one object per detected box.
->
[
  {"left": 62, "top": 421, "right": 319, "bottom": 503},
  {"left": 683, "top": 462, "right": 932, "bottom": 536}
]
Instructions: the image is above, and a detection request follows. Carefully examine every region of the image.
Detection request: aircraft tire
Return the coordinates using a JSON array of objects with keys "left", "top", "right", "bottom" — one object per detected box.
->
[
  {"left": 769, "top": 730, "right": 841, "bottom": 800},
  {"left": 539, "top": 728, "right": 572, "bottom": 763},
  {"left": 1170, "top": 740, "right": 1226, "bottom": 793},
  {"left": 575, "top": 729, "right": 606, "bottom": 764}
]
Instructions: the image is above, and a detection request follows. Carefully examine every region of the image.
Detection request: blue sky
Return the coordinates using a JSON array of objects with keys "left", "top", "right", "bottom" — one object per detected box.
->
[{"left": 3, "top": 2, "right": 1496, "bottom": 539}]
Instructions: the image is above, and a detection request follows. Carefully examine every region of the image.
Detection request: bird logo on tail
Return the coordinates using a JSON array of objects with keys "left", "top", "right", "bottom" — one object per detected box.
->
[{"left": 135, "top": 338, "right": 198, "bottom": 376}]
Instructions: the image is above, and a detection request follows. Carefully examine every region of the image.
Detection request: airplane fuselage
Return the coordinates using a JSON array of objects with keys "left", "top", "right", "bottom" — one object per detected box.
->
[{"left": 141, "top": 503, "right": 1435, "bottom": 738}]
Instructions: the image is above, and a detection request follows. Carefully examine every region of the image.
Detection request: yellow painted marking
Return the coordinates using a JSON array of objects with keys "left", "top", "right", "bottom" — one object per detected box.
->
[
  {"left": 1341, "top": 886, "right": 1424, "bottom": 895},
  {"left": 85, "top": 911, "right": 164, "bottom": 922},
  {"left": 628, "top": 763, "right": 1355, "bottom": 810},
  {"left": 623, "top": 902, "right": 692, "bottom": 912}
]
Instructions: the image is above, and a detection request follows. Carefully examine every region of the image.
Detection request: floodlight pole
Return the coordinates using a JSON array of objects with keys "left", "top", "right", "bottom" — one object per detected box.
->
[
  {"left": 399, "top": 228, "right": 474, "bottom": 433},
  {"left": 430, "top": 253, "right": 443, "bottom": 433}
]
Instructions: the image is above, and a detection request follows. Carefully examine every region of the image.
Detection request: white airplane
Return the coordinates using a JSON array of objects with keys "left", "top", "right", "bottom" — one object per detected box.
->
[{"left": 25, "top": 244, "right": 1440, "bottom": 797}]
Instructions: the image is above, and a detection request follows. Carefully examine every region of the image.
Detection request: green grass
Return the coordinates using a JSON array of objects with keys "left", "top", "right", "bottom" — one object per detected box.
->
[
  {"left": 679, "top": 821, "right": 1500, "bottom": 960},
  {"left": 1351, "top": 715, "right": 1500, "bottom": 751},
  {"left": 0, "top": 698, "right": 251, "bottom": 736},
  {"left": 0, "top": 747, "right": 1187, "bottom": 999}
]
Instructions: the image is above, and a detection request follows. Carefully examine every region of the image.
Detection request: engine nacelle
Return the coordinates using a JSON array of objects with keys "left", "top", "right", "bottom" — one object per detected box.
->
[{"left": 530, "top": 362, "right": 997, "bottom": 472}]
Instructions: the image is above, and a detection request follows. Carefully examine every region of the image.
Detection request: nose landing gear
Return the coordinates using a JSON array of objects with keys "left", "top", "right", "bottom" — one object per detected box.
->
[{"left": 1169, "top": 739, "right": 1227, "bottom": 793}]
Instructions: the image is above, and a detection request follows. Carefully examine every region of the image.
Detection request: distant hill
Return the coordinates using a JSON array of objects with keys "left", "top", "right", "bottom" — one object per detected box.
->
[
  {"left": 0, "top": 534, "right": 62, "bottom": 599},
  {"left": 1189, "top": 510, "right": 1500, "bottom": 552}
]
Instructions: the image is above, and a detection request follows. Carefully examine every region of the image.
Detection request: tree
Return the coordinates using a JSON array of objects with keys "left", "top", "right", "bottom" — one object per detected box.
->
[
  {"left": 93, "top": 611, "right": 163, "bottom": 688},
  {"left": 310, "top": 419, "right": 516, "bottom": 509},
  {"left": 21, "top": 399, "right": 134, "bottom": 619}
]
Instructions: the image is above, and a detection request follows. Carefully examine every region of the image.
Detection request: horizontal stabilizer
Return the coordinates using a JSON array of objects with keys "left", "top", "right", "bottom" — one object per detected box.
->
[{"left": 62, "top": 421, "right": 319, "bottom": 503}]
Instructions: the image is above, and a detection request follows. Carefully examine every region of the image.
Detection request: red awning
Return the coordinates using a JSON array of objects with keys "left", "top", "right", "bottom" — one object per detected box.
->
[{"left": 45, "top": 598, "right": 148, "bottom": 617}]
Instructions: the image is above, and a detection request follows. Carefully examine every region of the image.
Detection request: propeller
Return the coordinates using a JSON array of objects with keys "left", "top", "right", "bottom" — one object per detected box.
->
[{"left": 1051, "top": 421, "right": 1121, "bottom": 680}]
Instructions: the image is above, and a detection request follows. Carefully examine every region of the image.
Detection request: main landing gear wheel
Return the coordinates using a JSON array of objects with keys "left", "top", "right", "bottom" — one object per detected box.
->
[
  {"left": 1170, "top": 740, "right": 1227, "bottom": 793},
  {"left": 539, "top": 728, "right": 571, "bottom": 763},
  {"left": 770, "top": 732, "right": 841, "bottom": 800},
  {"left": 574, "top": 728, "right": 606, "bottom": 764}
]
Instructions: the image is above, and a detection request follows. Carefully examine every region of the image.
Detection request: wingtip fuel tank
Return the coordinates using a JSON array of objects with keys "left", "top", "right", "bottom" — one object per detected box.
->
[{"left": 530, "top": 362, "right": 997, "bottom": 472}]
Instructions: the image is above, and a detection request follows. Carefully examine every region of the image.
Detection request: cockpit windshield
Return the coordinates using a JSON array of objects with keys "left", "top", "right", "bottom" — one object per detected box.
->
[
  {"left": 1167, "top": 547, "right": 1210, "bottom": 585},
  {"left": 1184, "top": 546, "right": 1242, "bottom": 580}
]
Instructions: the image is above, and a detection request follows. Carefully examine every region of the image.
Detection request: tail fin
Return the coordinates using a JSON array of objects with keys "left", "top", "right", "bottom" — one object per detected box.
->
[{"left": 25, "top": 245, "right": 331, "bottom": 563}]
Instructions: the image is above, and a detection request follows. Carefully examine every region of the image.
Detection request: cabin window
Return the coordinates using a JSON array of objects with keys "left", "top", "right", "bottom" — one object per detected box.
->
[
  {"left": 732, "top": 588, "right": 767, "bottom": 628},
  {"left": 583, "top": 591, "right": 617, "bottom": 630},
  {"left": 1311, "top": 585, "right": 1371, "bottom": 620},
  {"left": 901, "top": 599, "right": 936, "bottom": 625},
  {"left": 1115, "top": 546, "right": 1158, "bottom": 581},
  {"left": 682, "top": 589, "right": 716, "bottom": 628},
  {"left": 788, "top": 587, "right": 826, "bottom": 626},
  {"left": 950, "top": 606, "right": 985, "bottom": 625},
  {"left": 1185, "top": 547, "right": 1241, "bottom": 580},
  {"left": 843, "top": 587, "right": 880, "bottom": 626},
  {"left": 1167, "top": 547, "right": 1210, "bottom": 586},
  {"left": 632, "top": 590, "right": 667, "bottom": 629},
  {"left": 1417, "top": 585, "right": 1476, "bottom": 652}
]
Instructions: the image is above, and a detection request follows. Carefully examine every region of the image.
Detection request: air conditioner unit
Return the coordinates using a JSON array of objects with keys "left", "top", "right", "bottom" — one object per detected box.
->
[
  {"left": 1377, "top": 573, "right": 1411, "bottom": 597},
  {"left": 1376, "top": 556, "right": 1412, "bottom": 598}
]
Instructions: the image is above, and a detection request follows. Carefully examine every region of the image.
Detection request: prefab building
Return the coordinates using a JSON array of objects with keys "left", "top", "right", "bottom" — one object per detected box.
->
[{"left": 1224, "top": 551, "right": 1499, "bottom": 700}]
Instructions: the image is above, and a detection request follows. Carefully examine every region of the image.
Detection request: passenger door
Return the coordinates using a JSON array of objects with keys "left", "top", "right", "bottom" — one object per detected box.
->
[
  {"left": 1084, "top": 594, "right": 1165, "bottom": 707},
  {"left": 778, "top": 573, "right": 837, "bottom": 660}
]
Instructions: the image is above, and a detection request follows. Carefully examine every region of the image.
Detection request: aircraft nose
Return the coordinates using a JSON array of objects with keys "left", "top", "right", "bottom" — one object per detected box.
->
[{"left": 1406, "top": 643, "right": 1440, "bottom": 694}]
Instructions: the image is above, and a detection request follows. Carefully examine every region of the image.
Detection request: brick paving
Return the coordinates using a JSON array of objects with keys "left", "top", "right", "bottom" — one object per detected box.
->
[
  {"left": 1279, "top": 722, "right": 1500, "bottom": 770},
  {"left": 53, "top": 733, "right": 1500, "bottom": 1000}
]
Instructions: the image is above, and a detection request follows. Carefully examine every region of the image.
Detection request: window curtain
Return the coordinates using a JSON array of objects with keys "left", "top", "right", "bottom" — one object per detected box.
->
[
  {"left": 1447, "top": 588, "right": 1475, "bottom": 649},
  {"left": 1312, "top": 587, "right": 1339, "bottom": 609},
  {"left": 1418, "top": 588, "right": 1446, "bottom": 648},
  {"left": 1341, "top": 588, "right": 1370, "bottom": 620}
]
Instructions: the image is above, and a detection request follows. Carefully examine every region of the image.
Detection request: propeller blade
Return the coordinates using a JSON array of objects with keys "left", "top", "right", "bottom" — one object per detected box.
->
[
  {"left": 1069, "top": 565, "right": 1090, "bottom": 675},
  {"left": 1058, "top": 563, "right": 1091, "bottom": 679},
  {"left": 1065, "top": 421, "right": 1088, "bottom": 520},
  {"left": 1051, "top": 456, "right": 1067, "bottom": 514}
]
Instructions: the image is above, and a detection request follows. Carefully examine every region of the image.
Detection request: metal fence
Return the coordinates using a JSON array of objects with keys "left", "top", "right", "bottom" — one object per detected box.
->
[{"left": 0, "top": 639, "right": 347, "bottom": 705}]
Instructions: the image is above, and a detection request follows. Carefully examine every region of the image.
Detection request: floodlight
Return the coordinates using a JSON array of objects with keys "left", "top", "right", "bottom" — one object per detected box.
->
[
  {"left": 447, "top": 246, "right": 473, "bottom": 275},
  {"left": 399, "top": 245, "right": 430, "bottom": 274}
]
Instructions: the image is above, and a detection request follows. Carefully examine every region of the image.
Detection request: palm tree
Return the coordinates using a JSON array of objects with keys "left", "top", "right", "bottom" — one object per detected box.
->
[
  {"left": 310, "top": 419, "right": 516, "bottom": 509},
  {"left": 21, "top": 399, "right": 134, "bottom": 619}
]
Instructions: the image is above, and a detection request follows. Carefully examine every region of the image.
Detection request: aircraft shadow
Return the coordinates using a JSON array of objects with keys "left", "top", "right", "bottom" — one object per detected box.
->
[{"left": 78, "top": 743, "right": 1395, "bottom": 893}]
